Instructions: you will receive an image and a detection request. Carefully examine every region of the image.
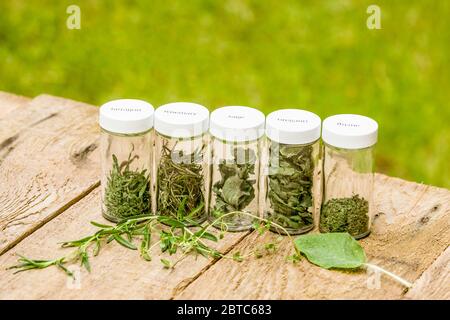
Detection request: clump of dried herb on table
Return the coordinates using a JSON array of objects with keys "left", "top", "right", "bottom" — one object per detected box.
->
[
  {"left": 267, "top": 143, "right": 314, "bottom": 233},
  {"left": 211, "top": 147, "right": 256, "bottom": 222},
  {"left": 157, "top": 142, "right": 205, "bottom": 224},
  {"left": 320, "top": 194, "right": 369, "bottom": 237},
  {"left": 103, "top": 151, "right": 151, "bottom": 221}
]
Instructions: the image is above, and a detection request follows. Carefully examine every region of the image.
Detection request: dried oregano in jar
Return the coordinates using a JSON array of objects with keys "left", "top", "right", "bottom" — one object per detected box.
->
[
  {"left": 154, "top": 102, "right": 210, "bottom": 225},
  {"left": 209, "top": 106, "right": 265, "bottom": 231},
  {"left": 320, "top": 114, "right": 378, "bottom": 239},
  {"left": 99, "top": 99, "right": 154, "bottom": 222},
  {"left": 264, "top": 109, "right": 322, "bottom": 235}
]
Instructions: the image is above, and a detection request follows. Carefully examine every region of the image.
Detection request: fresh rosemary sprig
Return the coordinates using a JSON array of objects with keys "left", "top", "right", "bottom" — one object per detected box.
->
[
  {"left": 157, "top": 142, "right": 206, "bottom": 224},
  {"left": 103, "top": 150, "right": 151, "bottom": 222},
  {"left": 8, "top": 207, "right": 299, "bottom": 276}
]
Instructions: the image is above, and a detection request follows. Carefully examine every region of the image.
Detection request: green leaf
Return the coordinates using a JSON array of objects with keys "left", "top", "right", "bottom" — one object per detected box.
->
[
  {"left": 294, "top": 233, "right": 366, "bottom": 269},
  {"left": 160, "top": 258, "right": 172, "bottom": 269},
  {"left": 90, "top": 221, "right": 113, "bottom": 228},
  {"left": 221, "top": 175, "right": 244, "bottom": 207},
  {"left": 113, "top": 234, "right": 137, "bottom": 250},
  {"left": 157, "top": 216, "right": 185, "bottom": 228},
  {"left": 197, "top": 231, "right": 218, "bottom": 242}
]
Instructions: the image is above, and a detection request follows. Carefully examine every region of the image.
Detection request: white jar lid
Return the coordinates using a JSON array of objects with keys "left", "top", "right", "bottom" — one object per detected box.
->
[
  {"left": 99, "top": 99, "right": 154, "bottom": 134},
  {"left": 266, "top": 109, "right": 321, "bottom": 144},
  {"left": 322, "top": 114, "right": 378, "bottom": 149},
  {"left": 155, "top": 102, "right": 209, "bottom": 138},
  {"left": 210, "top": 106, "right": 265, "bottom": 142}
]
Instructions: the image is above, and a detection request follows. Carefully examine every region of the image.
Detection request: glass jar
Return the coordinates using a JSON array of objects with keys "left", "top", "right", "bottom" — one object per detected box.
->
[
  {"left": 209, "top": 106, "right": 265, "bottom": 231},
  {"left": 264, "top": 109, "right": 322, "bottom": 235},
  {"left": 320, "top": 114, "right": 378, "bottom": 239},
  {"left": 99, "top": 99, "right": 154, "bottom": 222},
  {"left": 154, "top": 102, "right": 210, "bottom": 225}
]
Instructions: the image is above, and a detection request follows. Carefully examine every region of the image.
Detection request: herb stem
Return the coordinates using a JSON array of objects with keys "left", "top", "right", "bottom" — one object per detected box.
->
[
  {"left": 206, "top": 211, "right": 301, "bottom": 256},
  {"left": 364, "top": 262, "right": 413, "bottom": 288}
]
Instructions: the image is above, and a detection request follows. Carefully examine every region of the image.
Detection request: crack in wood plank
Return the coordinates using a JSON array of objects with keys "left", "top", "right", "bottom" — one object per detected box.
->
[{"left": 170, "top": 230, "right": 252, "bottom": 299}]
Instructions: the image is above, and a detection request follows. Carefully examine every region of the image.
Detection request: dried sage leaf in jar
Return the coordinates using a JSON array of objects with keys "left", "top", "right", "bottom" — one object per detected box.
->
[{"left": 212, "top": 147, "right": 256, "bottom": 217}]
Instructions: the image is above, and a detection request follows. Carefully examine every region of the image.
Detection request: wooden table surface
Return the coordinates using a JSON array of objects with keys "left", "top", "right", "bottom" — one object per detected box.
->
[{"left": 0, "top": 92, "right": 448, "bottom": 300}]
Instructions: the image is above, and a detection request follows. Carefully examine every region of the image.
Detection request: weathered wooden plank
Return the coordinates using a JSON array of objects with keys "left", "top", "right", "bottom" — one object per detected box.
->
[
  {"left": 0, "top": 91, "right": 30, "bottom": 120},
  {"left": 0, "top": 95, "right": 100, "bottom": 255},
  {"left": 0, "top": 188, "right": 249, "bottom": 299},
  {"left": 175, "top": 175, "right": 450, "bottom": 299},
  {"left": 404, "top": 246, "right": 450, "bottom": 300}
]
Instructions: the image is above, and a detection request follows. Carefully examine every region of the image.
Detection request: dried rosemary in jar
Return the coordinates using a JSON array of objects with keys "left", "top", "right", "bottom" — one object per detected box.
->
[
  {"left": 209, "top": 106, "right": 265, "bottom": 231},
  {"left": 154, "top": 102, "right": 210, "bottom": 225},
  {"left": 320, "top": 114, "right": 378, "bottom": 239},
  {"left": 264, "top": 109, "right": 321, "bottom": 235},
  {"left": 99, "top": 99, "right": 154, "bottom": 222}
]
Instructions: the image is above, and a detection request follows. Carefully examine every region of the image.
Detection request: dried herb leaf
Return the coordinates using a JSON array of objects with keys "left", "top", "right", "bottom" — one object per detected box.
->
[
  {"left": 104, "top": 150, "right": 151, "bottom": 221},
  {"left": 212, "top": 147, "right": 256, "bottom": 218},
  {"left": 320, "top": 194, "right": 369, "bottom": 237},
  {"left": 267, "top": 143, "right": 314, "bottom": 232},
  {"left": 157, "top": 141, "right": 206, "bottom": 224}
]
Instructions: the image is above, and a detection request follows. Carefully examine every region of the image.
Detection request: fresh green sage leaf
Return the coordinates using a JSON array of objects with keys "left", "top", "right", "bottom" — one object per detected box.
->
[{"left": 294, "top": 232, "right": 366, "bottom": 269}]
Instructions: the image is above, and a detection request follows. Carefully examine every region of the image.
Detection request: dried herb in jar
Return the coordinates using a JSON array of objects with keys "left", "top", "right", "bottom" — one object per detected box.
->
[
  {"left": 104, "top": 151, "right": 151, "bottom": 221},
  {"left": 212, "top": 148, "right": 256, "bottom": 217},
  {"left": 320, "top": 194, "right": 369, "bottom": 236},
  {"left": 267, "top": 143, "right": 314, "bottom": 230},
  {"left": 157, "top": 142, "right": 205, "bottom": 223}
]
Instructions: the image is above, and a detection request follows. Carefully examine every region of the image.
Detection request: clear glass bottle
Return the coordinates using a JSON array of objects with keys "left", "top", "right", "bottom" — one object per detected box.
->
[
  {"left": 209, "top": 106, "right": 265, "bottom": 231},
  {"left": 264, "top": 109, "right": 322, "bottom": 235},
  {"left": 99, "top": 99, "right": 154, "bottom": 222},
  {"left": 320, "top": 114, "right": 378, "bottom": 239},
  {"left": 154, "top": 102, "right": 210, "bottom": 225}
]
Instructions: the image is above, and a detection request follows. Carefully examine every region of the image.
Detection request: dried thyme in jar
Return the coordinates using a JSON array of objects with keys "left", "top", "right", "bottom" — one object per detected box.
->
[
  {"left": 154, "top": 102, "right": 210, "bottom": 225},
  {"left": 264, "top": 109, "right": 322, "bottom": 235},
  {"left": 99, "top": 99, "right": 154, "bottom": 222},
  {"left": 209, "top": 106, "right": 265, "bottom": 231},
  {"left": 320, "top": 114, "right": 378, "bottom": 239}
]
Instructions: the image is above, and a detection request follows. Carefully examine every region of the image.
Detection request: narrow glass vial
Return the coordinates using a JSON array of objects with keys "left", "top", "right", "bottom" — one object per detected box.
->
[
  {"left": 209, "top": 106, "right": 265, "bottom": 231},
  {"left": 264, "top": 109, "right": 322, "bottom": 235},
  {"left": 320, "top": 114, "right": 378, "bottom": 239},
  {"left": 99, "top": 99, "right": 154, "bottom": 222},
  {"left": 154, "top": 102, "right": 210, "bottom": 225}
]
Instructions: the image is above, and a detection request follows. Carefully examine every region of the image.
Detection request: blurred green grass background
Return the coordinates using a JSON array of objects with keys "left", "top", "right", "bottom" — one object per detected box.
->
[{"left": 0, "top": 0, "right": 449, "bottom": 188}]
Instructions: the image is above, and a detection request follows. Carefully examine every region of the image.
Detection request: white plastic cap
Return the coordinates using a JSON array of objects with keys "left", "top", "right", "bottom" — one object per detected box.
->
[
  {"left": 210, "top": 106, "right": 265, "bottom": 142},
  {"left": 322, "top": 114, "right": 378, "bottom": 149},
  {"left": 266, "top": 109, "right": 321, "bottom": 144},
  {"left": 99, "top": 99, "right": 154, "bottom": 134},
  {"left": 154, "top": 102, "right": 209, "bottom": 138}
]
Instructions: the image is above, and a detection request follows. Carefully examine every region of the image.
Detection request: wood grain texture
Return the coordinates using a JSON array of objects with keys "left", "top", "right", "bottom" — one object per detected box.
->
[
  {"left": 175, "top": 174, "right": 450, "bottom": 300},
  {"left": 0, "top": 188, "right": 249, "bottom": 300},
  {"left": 0, "top": 94, "right": 100, "bottom": 255},
  {"left": 0, "top": 91, "right": 30, "bottom": 120},
  {"left": 404, "top": 246, "right": 450, "bottom": 300}
]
